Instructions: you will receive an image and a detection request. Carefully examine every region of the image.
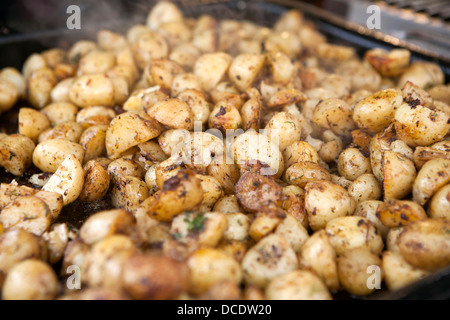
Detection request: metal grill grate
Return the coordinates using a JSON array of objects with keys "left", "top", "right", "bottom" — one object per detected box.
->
[{"left": 373, "top": 0, "right": 450, "bottom": 21}]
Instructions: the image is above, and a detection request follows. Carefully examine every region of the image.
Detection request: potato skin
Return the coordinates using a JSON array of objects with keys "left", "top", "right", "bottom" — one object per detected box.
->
[
  {"left": 265, "top": 270, "right": 332, "bottom": 300},
  {"left": 187, "top": 248, "right": 242, "bottom": 296},
  {"left": 382, "top": 251, "right": 429, "bottom": 291},
  {"left": 242, "top": 234, "right": 298, "bottom": 288},
  {"left": 413, "top": 158, "right": 450, "bottom": 206},
  {"left": 122, "top": 254, "right": 188, "bottom": 300},
  {"left": 337, "top": 248, "right": 383, "bottom": 297},
  {"left": 304, "top": 181, "right": 356, "bottom": 231},
  {"left": 0, "top": 229, "right": 41, "bottom": 274},
  {"left": 298, "top": 230, "right": 339, "bottom": 291},
  {"left": 235, "top": 172, "right": 283, "bottom": 213},
  {"left": 397, "top": 219, "right": 450, "bottom": 272},
  {"left": 2, "top": 259, "right": 59, "bottom": 300},
  {"left": 326, "top": 216, "right": 384, "bottom": 256},
  {"left": 0, "top": 134, "right": 35, "bottom": 176}
]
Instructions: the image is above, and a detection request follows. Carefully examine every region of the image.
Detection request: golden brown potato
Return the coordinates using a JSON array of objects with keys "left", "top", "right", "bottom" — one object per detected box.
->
[
  {"left": 376, "top": 199, "right": 427, "bottom": 228},
  {"left": 105, "top": 112, "right": 163, "bottom": 159},
  {"left": 365, "top": 48, "right": 410, "bottom": 77},
  {"left": 249, "top": 207, "right": 286, "bottom": 242},
  {"left": 187, "top": 248, "right": 242, "bottom": 296},
  {"left": 428, "top": 184, "right": 450, "bottom": 221},
  {"left": 208, "top": 101, "right": 242, "bottom": 134},
  {"left": 122, "top": 253, "right": 188, "bottom": 300},
  {"left": 382, "top": 251, "right": 429, "bottom": 291},
  {"left": 69, "top": 73, "right": 115, "bottom": 108},
  {"left": 0, "top": 183, "right": 37, "bottom": 209},
  {"left": 170, "top": 211, "right": 227, "bottom": 247},
  {"left": 79, "top": 160, "right": 110, "bottom": 202},
  {"left": 284, "top": 161, "right": 331, "bottom": 188},
  {"left": 382, "top": 151, "right": 417, "bottom": 200},
  {"left": 42, "top": 154, "right": 84, "bottom": 205},
  {"left": 413, "top": 158, "right": 450, "bottom": 206},
  {"left": 265, "top": 270, "right": 332, "bottom": 300},
  {"left": 394, "top": 103, "right": 449, "bottom": 147},
  {"left": 136, "top": 169, "right": 203, "bottom": 222},
  {"left": 38, "top": 121, "right": 84, "bottom": 144},
  {"left": 298, "top": 230, "right": 339, "bottom": 291},
  {"left": 397, "top": 219, "right": 450, "bottom": 272},
  {"left": 326, "top": 216, "right": 384, "bottom": 256},
  {"left": 0, "top": 229, "right": 41, "bottom": 274},
  {"left": 304, "top": 181, "right": 356, "bottom": 231},
  {"left": 82, "top": 235, "right": 136, "bottom": 290},
  {"left": 235, "top": 172, "right": 283, "bottom": 213},
  {"left": 0, "top": 196, "right": 51, "bottom": 236},
  {"left": 337, "top": 247, "right": 383, "bottom": 296},
  {"left": 352, "top": 89, "right": 403, "bottom": 134},
  {"left": 111, "top": 176, "right": 149, "bottom": 213},
  {"left": 18, "top": 108, "right": 51, "bottom": 142},
  {"left": 147, "top": 98, "right": 194, "bottom": 131},
  {"left": 242, "top": 234, "right": 298, "bottom": 288},
  {"left": 194, "top": 52, "right": 232, "bottom": 92},
  {"left": 32, "top": 138, "right": 84, "bottom": 173},
  {"left": 0, "top": 134, "right": 35, "bottom": 176},
  {"left": 2, "top": 259, "right": 59, "bottom": 300},
  {"left": 28, "top": 67, "right": 57, "bottom": 109}
]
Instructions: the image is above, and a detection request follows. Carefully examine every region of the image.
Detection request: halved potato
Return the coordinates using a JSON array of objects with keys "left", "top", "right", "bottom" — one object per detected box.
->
[
  {"left": 42, "top": 154, "right": 84, "bottom": 205},
  {"left": 105, "top": 112, "right": 164, "bottom": 159}
]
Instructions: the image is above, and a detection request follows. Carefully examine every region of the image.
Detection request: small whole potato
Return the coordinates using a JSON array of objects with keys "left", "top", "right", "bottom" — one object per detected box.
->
[
  {"left": 352, "top": 89, "right": 403, "bottom": 134},
  {"left": 18, "top": 108, "right": 51, "bottom": 142},
  {"left": 326, "top": 216, "right": 384, "bottom": 256},
  {"left": 354, "top": 200, "right": 388, "bottom": 239},
  {"left": 79, "top": 160, "right": 111, "bottom": 202},
  {"left": 0, "top": 134, "right": 36, "bottom": 176},
  {"left": 304, "top": 181, "right": 356, "bottom": 231},
  {"left": 266, "top": 270, "right": 332, "bottom": 300},
  {"left": 337, "top": 148, "right": 371, "bottom": 181},
  {"left": 376, "top": 199, "right": 427, "bottom": 228},
  {"left": 187, "top": 248, "right": 242, "bottom": 296},
  {"left": 0, "top": 78, "right": 19, "bottom": 113},
  {"left": 235, "top": 172, "right": 283, "bottom": 213},
  {"left": 284, "top": 161, "right": 331, "bottom": 188},
  {"left": 282, "top": 141, "right": 320, "bottom": 168},
  {"left": 0, "top": 229, "right": 41, "bottom": 274},
  {"left": 242, "top": 234, "right": 298, "bottom": 288},
  {"left": 397, "top": 219, "right": 450, "bottom": 272},
  {"left": 298, "top": 230, "right": 339, "bottom": 291},
  {"left": 382, "top": 251, "right": 429, "bottom": 291},
  {"left": 312, "top": 98, "right": 356, "bottom": 137},
  {"left": 264, "top": 112, "right": 302, "bottom": 152},
  {"left": 348, "top": 174, "right": 382, "bottom": 203},
  {"left": 32, "top": 138, "right": 84, "bottom": 173},
  {"left": 69, "top": 73, "right": 115, "bottom": 108},
  {"left": 337, "top": 247, "right": 383, "bottom": 297},
  {"left": 41, "top": 102, "right": 79, "bottom": 125},
  {"left": 394, "top": 103, "right": 450, "bottom": 147},
  {"left": 122, "top": 253, "right": 188, "bottom": 300},
  {"left": 208, "top": 101, "right": 242, "bottom": 134},
  {"left": 2, "top": 259, "right": 59, "bottom": 300}
]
